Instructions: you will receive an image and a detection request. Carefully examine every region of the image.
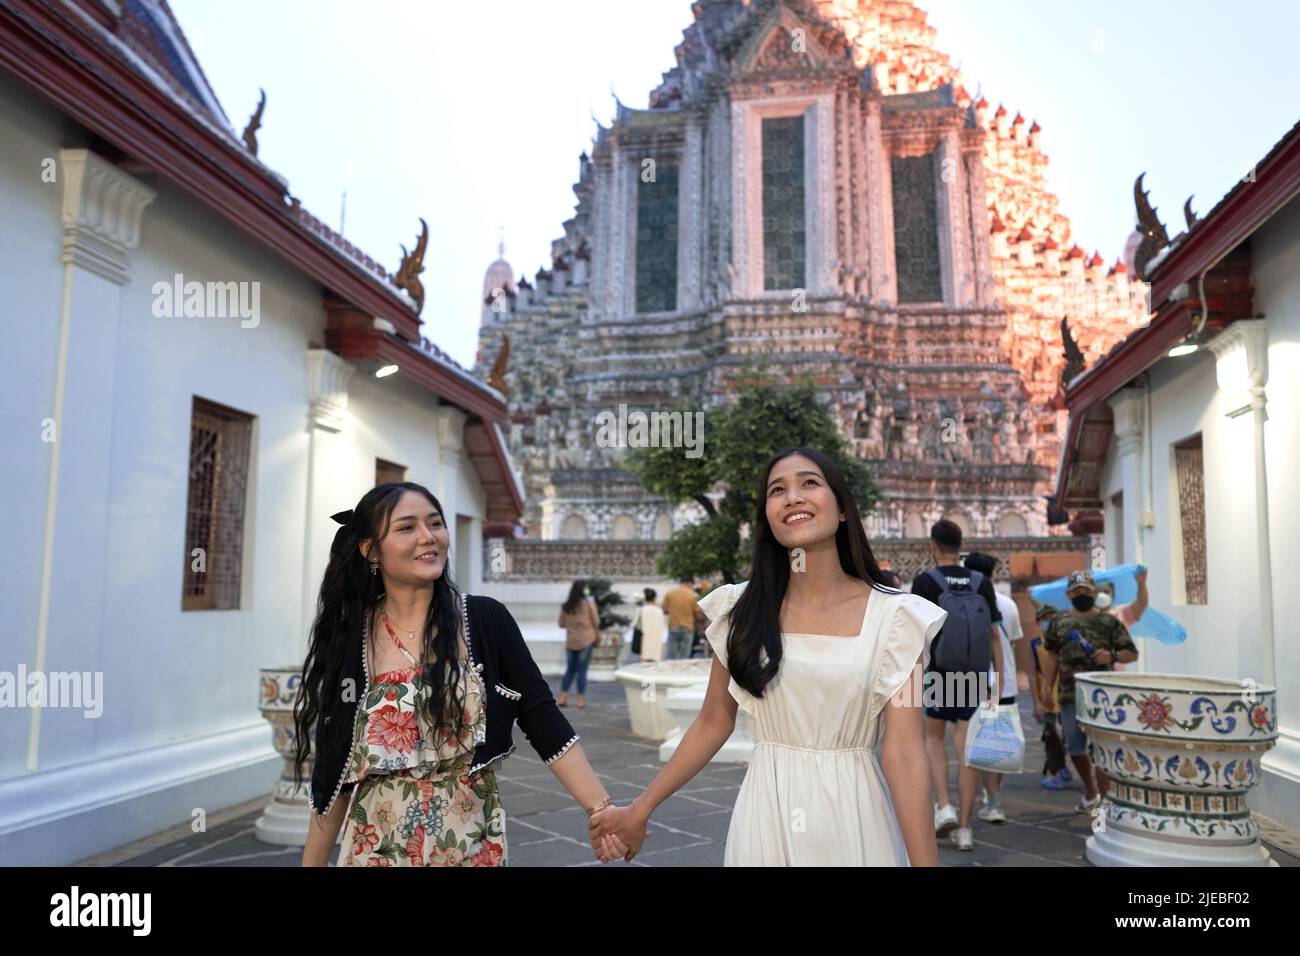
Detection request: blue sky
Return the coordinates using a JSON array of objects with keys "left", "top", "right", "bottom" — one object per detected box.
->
[{"left": 172, "top": 0, "right": 1300, "bottom": 369}]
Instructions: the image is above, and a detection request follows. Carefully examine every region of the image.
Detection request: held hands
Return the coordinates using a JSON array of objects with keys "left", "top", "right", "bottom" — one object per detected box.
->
[
  {"left": 1091, "top": 648, "right": 1114, "bottom": 666},
  {"left": 589, "top": 804, "right": 650, "bottom": 862},
  {"left": 586, "top": 806, "right": 630, "bottom": 863}
]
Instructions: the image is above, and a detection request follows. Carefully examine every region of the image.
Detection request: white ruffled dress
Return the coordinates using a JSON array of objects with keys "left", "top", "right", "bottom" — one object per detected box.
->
[{"left": 696, "top": 581, "right": 946, "bottom": 866}]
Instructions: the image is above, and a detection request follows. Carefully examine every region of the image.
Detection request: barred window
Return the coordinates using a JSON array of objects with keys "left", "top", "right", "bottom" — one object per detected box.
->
[
  {"left": 891, "top": 152, "right": 943, "bottom": 303},
  {"left": 635, "top": 159, "right": 678, "bottom": 313},
  {"left": 762, "top": 115, "right": 806, "bottom": 290},
  {"left": 1174, "top": 434, "right": 1207, "bottom": 604},
  {"left": 183, "top": 397, "right": 253, "bottom": 610},
  {"left": 376, "top": 458, "right": 407, "bottom": 486}
]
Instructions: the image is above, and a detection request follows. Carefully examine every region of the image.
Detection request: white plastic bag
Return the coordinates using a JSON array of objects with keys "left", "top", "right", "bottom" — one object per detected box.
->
[{"left": 964, "top": 701, "right": 1025, "bottom": 773}]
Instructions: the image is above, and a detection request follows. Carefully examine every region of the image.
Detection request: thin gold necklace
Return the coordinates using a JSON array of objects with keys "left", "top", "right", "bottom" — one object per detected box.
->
[{"left": 380, "top": 600, "right": 420, "bottom": 666}]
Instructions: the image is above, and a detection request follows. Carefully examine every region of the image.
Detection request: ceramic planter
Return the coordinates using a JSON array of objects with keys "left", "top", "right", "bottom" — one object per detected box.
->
[{"left": 1075, "top": 672, "right": 1277, "bottom": 866}]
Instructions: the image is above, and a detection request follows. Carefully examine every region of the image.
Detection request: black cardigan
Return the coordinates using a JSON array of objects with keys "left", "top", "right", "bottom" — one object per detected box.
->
[{"left": 309, "top": 593, "right": 578, "bottom": 816}]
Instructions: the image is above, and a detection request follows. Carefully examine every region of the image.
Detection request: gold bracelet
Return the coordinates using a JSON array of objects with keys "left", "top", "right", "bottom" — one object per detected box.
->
[{"left": 586, "top": 797, "right": 615, "bottom": 816}]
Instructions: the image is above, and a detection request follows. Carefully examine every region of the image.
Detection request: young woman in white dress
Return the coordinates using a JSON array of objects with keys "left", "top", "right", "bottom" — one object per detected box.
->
[{"left": 589, "top": 447, "right": 947, "bottom": 866}]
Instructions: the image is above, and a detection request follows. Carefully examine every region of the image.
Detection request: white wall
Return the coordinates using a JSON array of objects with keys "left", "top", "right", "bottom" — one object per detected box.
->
[
  {"left": 0, "top": 73, "right": 72, "bottom": 781},
  {"left": 1095, "top": 193, "right": 1300, "bottom": 836},
  {"left": 1250, "top": 193, "right": 1300, "bottom": 832},
  {"left": 0, "top": 75, "right": 493, "bottom": 863}
]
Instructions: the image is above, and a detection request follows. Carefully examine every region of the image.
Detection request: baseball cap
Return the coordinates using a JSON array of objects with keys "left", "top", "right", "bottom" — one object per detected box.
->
[{"left": 1067, "top": 569, "right": 1097, "bottom": 592}]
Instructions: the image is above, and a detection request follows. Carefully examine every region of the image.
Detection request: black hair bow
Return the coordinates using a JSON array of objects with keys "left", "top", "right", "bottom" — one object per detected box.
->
[{"left": 330, "top": 509, "right": 357, "bottom": 557}]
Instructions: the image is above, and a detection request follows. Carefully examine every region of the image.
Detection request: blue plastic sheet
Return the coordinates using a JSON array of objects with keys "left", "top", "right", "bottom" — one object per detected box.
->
[
  {"left": 1127, "top": 605, "right": 1188, "bottom": 645},
  {"left": 1029, "top": 562, "right": 1143, "bottom": 609},
  {"left": 1028, "top": 563, "right": 1187, "bottom": 645}
]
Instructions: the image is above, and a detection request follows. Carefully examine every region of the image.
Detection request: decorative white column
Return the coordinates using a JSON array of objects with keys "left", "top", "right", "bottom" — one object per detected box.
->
[
  {"left": 433, "top": 405, "right": 468, "bottom": 509},
  {"left": 254, "top": 347, "right": 354, "bottom": 847},
  {"left": 31, "top": 151, "right": 154, "bottom": 771},
  {"left": 1207, "top": 321, "right": 1274, "bottom": 687},
  {"left": 301, "top": 348, "right": 354, "bottom": 636},
  {"left": 1107, "top": 387, "right": 1146, "bottom": 569},
  {"left": 59, "top": 150, "right": 156, "bottom": 283},
  {"left": 433, "top": 406, "right": 469, "bottom": 583}
]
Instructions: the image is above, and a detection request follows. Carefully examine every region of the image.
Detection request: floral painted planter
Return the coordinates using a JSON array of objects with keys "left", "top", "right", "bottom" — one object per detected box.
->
[
  {"left": 253, "top": 665, "right": 312, "bottom": 846},
  {"left": 1075, "top": 672, "right": 1278, "bottom": 866}
]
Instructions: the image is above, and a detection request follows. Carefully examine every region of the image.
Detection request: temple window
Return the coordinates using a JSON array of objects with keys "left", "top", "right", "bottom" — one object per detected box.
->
[
  {"left": 635, "top": 160, "right": 679, "bottom": 313},
  {"left": 182, "top": 397, "right": 254, "bottom": 610},
  {"left": 891, "top": 152, "right": 943, "bottom": 303},
  {"left": 1174, "top": 434, "right": 1207, "bottom": 604},
  {"left": 762, "top": 115, "right": 806, "bottom": 290}
]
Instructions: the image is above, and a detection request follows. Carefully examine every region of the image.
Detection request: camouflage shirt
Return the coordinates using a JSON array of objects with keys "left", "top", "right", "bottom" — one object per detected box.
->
[{"left": 1042, "top": 611, "right": 1137, "bottom": 705}]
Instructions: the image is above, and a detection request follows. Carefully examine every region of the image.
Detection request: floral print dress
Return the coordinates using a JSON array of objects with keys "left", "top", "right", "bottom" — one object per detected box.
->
[{"left": 338, "top": 659, "right": 506, "bottom": 866}]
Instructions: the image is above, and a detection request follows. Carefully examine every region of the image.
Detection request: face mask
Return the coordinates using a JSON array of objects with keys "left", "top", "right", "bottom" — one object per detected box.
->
[
  {"left": 1070, "top": 594, "right": 1096, "bottom": 612},
  {"left": 1094, "top": 592, "right": 1113, "bottom": 610}
]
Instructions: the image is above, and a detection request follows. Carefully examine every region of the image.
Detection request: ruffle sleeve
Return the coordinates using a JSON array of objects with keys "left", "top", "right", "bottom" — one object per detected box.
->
[
  {"left": 695, "top": 581, "right": 758, "bottom": 716},
  {"left": 871, "top": 593, "right": 947, "bottom": 720}
]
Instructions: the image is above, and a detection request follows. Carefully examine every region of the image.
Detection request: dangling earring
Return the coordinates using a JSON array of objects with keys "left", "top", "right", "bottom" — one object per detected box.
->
[{"left": 369, "top": 559, "right": 379, "bottom": 576}]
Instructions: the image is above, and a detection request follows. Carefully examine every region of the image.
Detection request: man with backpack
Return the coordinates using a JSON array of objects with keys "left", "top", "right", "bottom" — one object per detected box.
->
[{"left": 911, "top": 520, "right": 1004, "bottom": 851}]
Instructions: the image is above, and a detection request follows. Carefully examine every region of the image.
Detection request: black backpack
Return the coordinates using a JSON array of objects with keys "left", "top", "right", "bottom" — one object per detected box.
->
[{"left": 926, "top": 568, "right": 993, "bottom": 674}]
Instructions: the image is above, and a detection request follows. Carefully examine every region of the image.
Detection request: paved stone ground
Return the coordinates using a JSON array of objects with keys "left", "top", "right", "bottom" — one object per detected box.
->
[{"left": 82, "top": 676, "right": 1299, "bottom": 867}]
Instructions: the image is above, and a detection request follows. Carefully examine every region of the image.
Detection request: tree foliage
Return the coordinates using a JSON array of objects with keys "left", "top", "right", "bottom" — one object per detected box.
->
[{"left": 625, "top": 363, "right": 879, "bottom": 584}]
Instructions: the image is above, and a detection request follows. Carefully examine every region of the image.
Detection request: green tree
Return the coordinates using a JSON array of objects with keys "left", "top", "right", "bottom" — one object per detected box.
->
[
  {"left": 586, "top": 577, "right": 631, "bottom": 630},
  {"left": 625, "top": 363, "right": 879, "bottom": 584}
]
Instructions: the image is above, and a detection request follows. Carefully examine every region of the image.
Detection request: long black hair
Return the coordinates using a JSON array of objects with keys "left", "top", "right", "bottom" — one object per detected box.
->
[
  {"left": 726, "top": 447, "right": 894, "bottom": 698},
  {"left": 561, "top": 579, "right": 587, "bottom": 615},
  {"left": 292, "top": 482, "right": 468, "bottom": 788}
]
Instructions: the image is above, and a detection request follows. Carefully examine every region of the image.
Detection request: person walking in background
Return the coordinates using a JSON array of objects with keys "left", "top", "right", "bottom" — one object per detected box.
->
[
  {"left": 662, "top": 576, "right": 704, "bottom": 660},
  {"left": 1097, "top": 566, "right": 1148, "bottom": 672},
  {"left": 1040, "top": 570, "right": 1139, "bottom": 813},
  {"left": 558, "top": 580, "right": 600, "bottom": 709},
  {"left": 690, "top": 580, "right": 714, "bottom": 658},
  {"left": 1030, "top": 603, "right": 1070, "bottom": 791},
  {"left": 911, "top": 520, "right": 1003, "bottom": 852},
  {"left": 635, "top": 588, "right": 667, "bottom": 662},
  {"left": 962, "top": 552, "right": 1022, "bottom": 826}
]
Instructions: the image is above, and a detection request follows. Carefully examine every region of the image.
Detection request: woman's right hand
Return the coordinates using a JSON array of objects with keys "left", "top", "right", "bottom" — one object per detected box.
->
[{"left": 589, "top": 804, "right": 650, "bottom": 861}]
